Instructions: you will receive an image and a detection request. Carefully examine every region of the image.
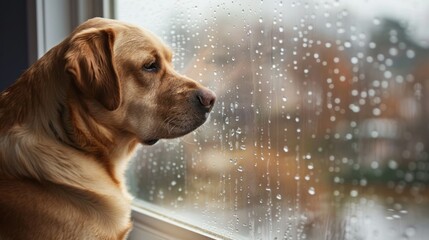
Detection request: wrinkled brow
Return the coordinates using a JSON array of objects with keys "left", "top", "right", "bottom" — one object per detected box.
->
[
  {"left": 146, "top": 47, "right": 172, "bottom": 63},
  {"left": 163, "top": 48, "right": 173, "bottom": 62}
]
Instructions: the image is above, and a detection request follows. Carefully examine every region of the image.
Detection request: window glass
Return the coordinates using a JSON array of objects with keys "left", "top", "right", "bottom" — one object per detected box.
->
[{"left": 117, "top": 0, "right": 429, "bottom": 239}]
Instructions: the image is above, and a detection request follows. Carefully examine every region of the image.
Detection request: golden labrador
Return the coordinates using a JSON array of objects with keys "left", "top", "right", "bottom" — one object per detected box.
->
[{"left": 0, "top": 17, "right": 215, "bottom": 239}]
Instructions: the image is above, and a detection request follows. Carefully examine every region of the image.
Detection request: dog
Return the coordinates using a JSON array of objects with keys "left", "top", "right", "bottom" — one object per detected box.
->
[{"left": 0, "top": 17, "right": 215, "bottom": 239}]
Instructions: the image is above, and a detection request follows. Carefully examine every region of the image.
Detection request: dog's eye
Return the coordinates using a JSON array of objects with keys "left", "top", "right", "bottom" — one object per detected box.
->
[{"left": 143, "top": 61, "right": 159, "bottom": 73}]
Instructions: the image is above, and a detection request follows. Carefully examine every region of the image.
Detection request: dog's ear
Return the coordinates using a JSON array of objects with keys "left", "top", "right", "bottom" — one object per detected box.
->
[{"left": 65, "top": 28, "right": 121, "bottom": 111}]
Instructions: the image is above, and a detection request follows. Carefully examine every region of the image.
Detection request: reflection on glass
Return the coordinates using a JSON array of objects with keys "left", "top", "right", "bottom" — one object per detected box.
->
[{"left": 118, "top": 0, "right": 429, "bottom": 239}]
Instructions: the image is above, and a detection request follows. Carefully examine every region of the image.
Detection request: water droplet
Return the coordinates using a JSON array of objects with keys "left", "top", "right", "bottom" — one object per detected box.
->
[
  {"left": 170, "top": 180, "right": 177, "bottom": 186},
  {"left": 158, "top": 190, "right": 165, "bottom": 199},
  {"left": 405, "top": 227, "right": 416, "bottom": 237},
  {"left": 237, "top": 166, "right": 244, "bottom": 172},
  {"left": 346, "top": 133, "right": 353, "bottom": 140},
  {"left": 406, "top": 49, "right": 416, "bottom": 59},
  {"left": 283, "top": 146, "right": 289, "bottom": 152},
  {"left": 373, "top": 17, "right": 381, "bottom": 25},
  {"left": 389, "top": 47, "right": 398, "bottom": 56},
  {"left": 371, "top": 131, "right": 379, "bottom": 138},
  {"left": 236, "top": 127, "right": 242, "bottom": 134},
  {"left": 344, "top": 41, "right": 352, "bottom": 48},
  {"left": 405, "top": 173, "right": 414, "bottom": 182},
  {"left": 388, "top": 160, "right": 398, "bottom": 169},
  {"left": 276, "top": 194, "right": 282, "bottom": 200},
  {"left": 230, "top": 158, "right": 237, "bottom": 165},
  {"left": 308, "top": 187, "right": 316, "bottom": 195},
  {"left": 279, "top": 27, "right": 284, "bottom": 32},
  {"left": 350, "top": 190, "right": 358, "bottom": 197},
  {"left": 372, "top": 108, "right": 381, "bottom": 116}
]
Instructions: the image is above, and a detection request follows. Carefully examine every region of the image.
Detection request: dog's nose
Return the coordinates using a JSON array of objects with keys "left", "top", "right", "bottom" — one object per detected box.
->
[{"left": 196, "top": 89, "right": 216, "bottom": 110}]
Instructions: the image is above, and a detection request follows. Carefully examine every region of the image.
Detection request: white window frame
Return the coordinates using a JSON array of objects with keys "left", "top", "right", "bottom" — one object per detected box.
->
[
  {"left": 27, "top": 0, "right": 113, "bottom": 63},
  {"left": 29, "top": 1, "right": 221, "bottom": 239}
]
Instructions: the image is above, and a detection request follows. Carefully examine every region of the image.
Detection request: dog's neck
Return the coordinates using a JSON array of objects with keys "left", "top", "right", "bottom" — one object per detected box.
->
[
  {"left": 0, "top": 45, "right": 139, "bottom": 190},
  {"left": 0, "top": 47, "right": 67, "bottom": 131}
]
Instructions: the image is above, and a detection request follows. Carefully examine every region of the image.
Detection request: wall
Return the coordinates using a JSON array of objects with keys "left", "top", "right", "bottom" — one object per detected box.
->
[{"left": 0, "top": 0, "right": 29, "bottom": 91}]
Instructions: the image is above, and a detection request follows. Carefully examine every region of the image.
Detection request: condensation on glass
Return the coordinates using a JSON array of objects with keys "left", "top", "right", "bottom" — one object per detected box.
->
[{"left": 117, "top": 0, "right": 429, "bottom": 239}]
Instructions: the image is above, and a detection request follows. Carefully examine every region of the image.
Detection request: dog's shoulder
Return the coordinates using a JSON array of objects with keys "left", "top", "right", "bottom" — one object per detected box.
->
[
  {"left": 0, "top": 126, "right": 132, "bottom": 239},
  {"left": 0, "top": 178, "right": 132, "bottom": 239}
]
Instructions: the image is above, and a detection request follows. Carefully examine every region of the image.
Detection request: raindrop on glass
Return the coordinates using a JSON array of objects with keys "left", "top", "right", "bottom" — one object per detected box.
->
[
  {"left": 308, "top": 187, "right": 316, "bottom": 195},
  {"left": 373, "top": 17, "right": 381, "bottom": 25},
  {"left": 405, "top": 227, "right": 416, "bottom": 237},
  {"left": 283, "top": 146, "right": 289, "bottom": 152},
  {"left": 406, "top": 49, "right": 415, "bottom": 59}
]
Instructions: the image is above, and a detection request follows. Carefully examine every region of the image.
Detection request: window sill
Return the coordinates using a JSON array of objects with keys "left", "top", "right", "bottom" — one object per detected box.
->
[{"left": 129, "top": 200, "right": 229, "bottom": 240}]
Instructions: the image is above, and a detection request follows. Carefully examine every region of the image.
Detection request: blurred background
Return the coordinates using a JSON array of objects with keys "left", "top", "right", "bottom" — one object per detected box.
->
[{"left": 119, "top": 0, "right": 429, "bottom": 239}]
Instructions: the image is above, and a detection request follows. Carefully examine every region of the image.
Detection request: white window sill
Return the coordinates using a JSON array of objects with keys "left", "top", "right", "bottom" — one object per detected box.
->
[{"left": 129, "top": 200, "right": 229, "bottom": 240}]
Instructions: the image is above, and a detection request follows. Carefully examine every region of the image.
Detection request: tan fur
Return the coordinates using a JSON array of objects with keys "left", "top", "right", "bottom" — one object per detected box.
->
[{"left": 0, "top": 18, "right": 215, "bottom": 240}]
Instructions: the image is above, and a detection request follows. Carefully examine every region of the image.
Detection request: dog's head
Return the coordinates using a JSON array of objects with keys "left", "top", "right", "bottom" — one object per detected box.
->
[{"left": 65, "top": 18, "right": 216, "bottom": 145}]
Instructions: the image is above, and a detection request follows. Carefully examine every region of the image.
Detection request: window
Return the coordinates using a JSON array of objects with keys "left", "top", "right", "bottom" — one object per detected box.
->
[{"left": 116, "top": 0, "right": 429, "bottom": 239}]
